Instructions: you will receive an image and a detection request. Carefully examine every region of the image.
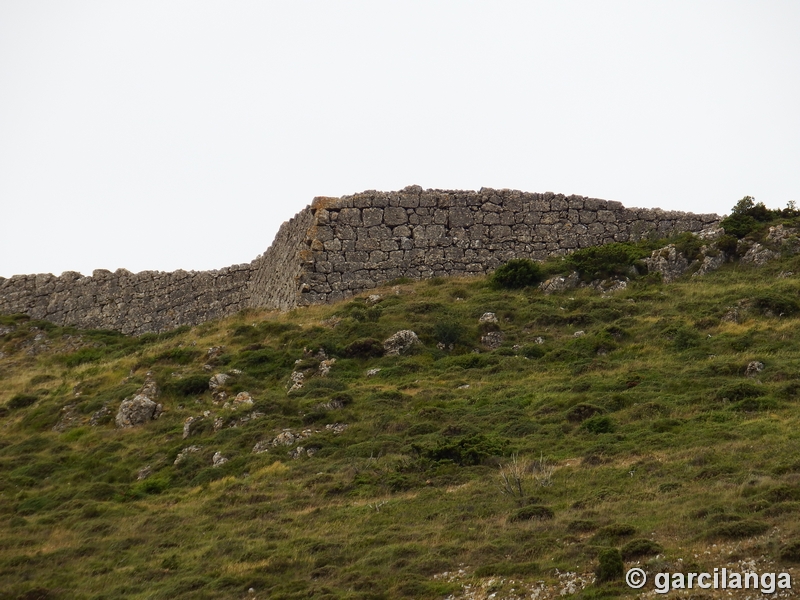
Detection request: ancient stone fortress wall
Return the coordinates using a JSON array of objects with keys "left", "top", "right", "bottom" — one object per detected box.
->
[
  {"left": 295, "top": 185, "right": 720, "bottom": 305},
  {"left": 0, "top": 186, "right": 720, "bottom": 333}
]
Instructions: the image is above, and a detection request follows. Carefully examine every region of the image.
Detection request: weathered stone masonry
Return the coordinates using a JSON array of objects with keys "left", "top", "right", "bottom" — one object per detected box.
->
[{"left": 0, "top": 186, "right": 720, "bottom": 334}]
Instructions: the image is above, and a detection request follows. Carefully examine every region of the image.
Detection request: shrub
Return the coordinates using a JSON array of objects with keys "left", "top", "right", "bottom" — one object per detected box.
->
[
  {"left": 520, "top": 344, "right": 545, "bottom": 359},
  {"left": 566, "top": 403, "right": 604, "bottom": 423},
  {"left": 567, "top": 520, "right": 597, "bottom": 533},
  {"left": 510, "top": 505, "right": 554, "bottom": 522},
  {"left": 671, "top": 232, "right": 705, "bottom": 263},
  {"left": 433, "top": 320, "right": 466, "bottom": 346},
  {"left": 591, "top": 523, "right": 637, "bottom": 545},
  {"left": 343, "top": 338, "right": 384, "bottom": 358},
  {"left": 565, "top": 243, "right": 649, "bottom": 280},
  {"left": 164, "top": 375, "right": 209, "bottom": 397},
  {"left": 582, "top": 415, "right": 614, "bottom": 434},
  {"left": 780, "top": 540, "right": 800, "bottom": 562},
  {"left": 621, "top": 539, "right": 663, "bottom": 560},
  {"left": 491, "top": 259, "right": 545, "bottom": 289},
  {"left": 752, "top": 292, "right": 800, "bottom": 317},
  {"left": 716, "top": 234, "right": 739, "bottom": 255},
  {"left": 423, "top": 434, "right": 507, "bottom": 466},
  {"left": 595, "top": 548, "right": 624, "bottom": 582},
  {"left": 715, "top": 382, "right": 764, "bottom": 402},
  {"left": 8, "top": 393, "right": 38, "bottom": 409},
  {"left": 706, "top": 520, "right": 769, "bottom": 540}
]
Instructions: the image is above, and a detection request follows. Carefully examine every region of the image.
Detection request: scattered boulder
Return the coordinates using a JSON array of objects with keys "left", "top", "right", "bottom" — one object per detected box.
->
[
  {"left": 540, "top": 272, "right": 580, "bottom": 294},
  {"left": 209, "top": 373, "right": 230, "bottom": 391},
  {"left": 52, "top": 403, "right": 81, "bottom": 433},
  {"left": 697, "top": 226, "right": 725, "bottom": 241},
  {"left": 212, "top": 451, "right": 228, "bottom": 467},
  {"left": 479, "top": 312, "right": 498, "bottom": 324},
  {"left": 480, "top": 331, "right": 505, "bottom": 349},
  {"left": 231, "top": 391, "right": 253, "bottom": 409},
  {"left": 591, "top": 278, "right": 628, "bottom": 294},
  {"left": 89, "top": 404, "right": 113, "bottom": 427},
  {"left": 366, "top": 368, "right": 381, "bottom": 377},
  {"left": 533, "top": 336, "right": 545, "bottom": 345},
  {"left": 207, "top": 346, "right": 224, "bottom": 360},
  {"left": 366, "top": 294, "right": 383, "bottom": 305},
  {"left": 183, "top": 415, "right": 203, "bottom": 439},
  {"left": 289, "top": 446, "right": 306, "bottom": 460},
  {"left": 287, "top": 371, "right": 304, "bottom": 393},
  {"left": 741, "top": 243, "right": 778, "bottom": 267},
  {"left": 252, "top": 440, "right": 271, "bottom": 454},
  {"left": 325, "top": 423, "right": 348, "bottom": 434},
  {"left": 115, "top": 394, "right": 162, "bottom": 428},
  {"left": 383, "top": 330, "right": 422, "bottom": 356},
  {"left": 745, "top": 361, "right": 765, "bottom": 378},
  {"left": 692, "top": 251, "right": 727, "bottom": 278},
  {"left": 273, "top": 430, "right": 296, "bottom": 446},
  {"left": 645, "top": 245, "right": 689, "bottom": 283},
  {"left": 573, "top": 331, "right": 586, "bottom": 338},
  {"left": 137, "top": 465, "right": 152, "bottom": 481},
  {"left": 318, "top": 358, "right": 336, "bottom": 377},
  {"left": 139, "top": 371, "right": 159, "bottom": 399},
  {"left": 174, "top": 445, "right": 202, "bottom": 466}
]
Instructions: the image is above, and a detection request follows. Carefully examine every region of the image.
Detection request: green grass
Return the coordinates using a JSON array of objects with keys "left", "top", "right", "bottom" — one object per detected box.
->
[{"left": 3, "top": 243, "right": 800, "bottom": 598}]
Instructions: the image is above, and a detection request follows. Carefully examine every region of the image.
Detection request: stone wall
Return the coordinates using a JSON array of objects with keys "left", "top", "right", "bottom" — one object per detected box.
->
[
  {"left": 0, "top": 264, "right": 253, "bottom": 335},
  {"left": 294, "top": 186, "right": 720, "bottom": 306},
  {"left": 0, "top": 186, "right": 720, "bottom": 333}
]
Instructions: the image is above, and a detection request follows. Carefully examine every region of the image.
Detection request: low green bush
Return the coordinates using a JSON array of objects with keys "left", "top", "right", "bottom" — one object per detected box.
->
[
  {"left": 565, "top": 243, "right": 649, "bottom": 280},
  {"left": 491, "top": 259, "right": 545, "bottom": 289},
  {"left": 595, "top": 548, "right": 624, "bottom": 582},
  {"left": 509, "top": 505, "right": 554, "bottom": 522},
  {"left": 621, "top": 538, "right": 663, "bottom": 559}
]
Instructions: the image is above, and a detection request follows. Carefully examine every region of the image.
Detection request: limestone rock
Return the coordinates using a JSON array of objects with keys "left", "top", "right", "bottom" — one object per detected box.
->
[
  {"left": 174, "top": 445, "right": 202, "bottom": 466},
  {"left": 139, "top": 371, "right": 159, "bottom": 399},
  {"left": 52, "top": 403, "right": 81, "bottom": 433},
  {"left": 745, "top": 361, "right": 764, "bottom": 377},
  {"left": 252, "top": 440, "right": 271, "bottom": 454},
  {"left": 480, "top": 331, "right": 505, "bottom": 349},
  {"left": 89, "top": 404, "right": 113, "bottom": 427},
  {"left": 366, "top": 368, "right": 382, "bottom": 377},
  {"left": 287, "top": 371, "right": 304, "bottom": 393},
  {"left": 645, "top": 245, "right": 688, "bottom": 283},
  {"left": 692, "top": 251, "right": 727, "bottom": 278},
  {"left": 540, "top": 272, "right": 580, "bottom": 294},
  {"left": 137, "top": 465, "right": 152, "bottom": 480},
  {"left": 318, "top": 359, "right": 336, "bottom": 377},
  {"left": 741, "top": 243, "right": 778, "bottom": 267},
  {"left": 479, "top": 312, "right": 498, "bottom": 324},
  {"left": 183, "top": 415, "right": 203, "bottom": 439},
  {"left": 116, "top": 394, "right": 162, "bottom": 428},
  {"left": 209, "top": 373, "right": 230, "bottom": 391},
  {"left": 366, "top": 294, "right": 383, "bottom": 305},
  {"left": 383, "top": 330, "right": 422, "bottom": 356},
  {"left": 232, "top": 391, "right": 254, "bottom": 409},
  {"left": 212, "top": 451, "right": 228, "bottom": 467}
]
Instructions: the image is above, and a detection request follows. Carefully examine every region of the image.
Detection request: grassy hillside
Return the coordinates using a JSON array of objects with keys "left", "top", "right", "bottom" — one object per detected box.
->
[{"left": 3, "top": 235, "right": 800, "bottom": 598}]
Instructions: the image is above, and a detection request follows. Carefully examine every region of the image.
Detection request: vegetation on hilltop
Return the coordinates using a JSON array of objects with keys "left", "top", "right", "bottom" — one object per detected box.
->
[{"left": 1, "top": 199, "right": 800, "bottom": 599}]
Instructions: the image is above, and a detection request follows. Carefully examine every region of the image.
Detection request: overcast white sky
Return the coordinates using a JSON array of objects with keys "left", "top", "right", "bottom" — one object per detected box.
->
[{"left": 1, "top": 1, "right": 798, "bottom": 278}]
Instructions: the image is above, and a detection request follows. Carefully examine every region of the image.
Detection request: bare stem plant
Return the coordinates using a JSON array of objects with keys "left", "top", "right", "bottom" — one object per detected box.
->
[
  {"left": 499, "top": 453, "right": 530, "bottom": 499},
  {"left": 530, "top": 452, "right": 555, "bottom": 487}
]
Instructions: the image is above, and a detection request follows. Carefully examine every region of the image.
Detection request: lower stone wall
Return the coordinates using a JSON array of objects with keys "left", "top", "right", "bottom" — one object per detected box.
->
[{"left": 0, "top": 265, "right": 253, "bottom": 335}]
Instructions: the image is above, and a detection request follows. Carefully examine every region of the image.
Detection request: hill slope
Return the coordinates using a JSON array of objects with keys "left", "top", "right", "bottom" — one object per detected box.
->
[{"left": 3, "top": 238, "right": 800, "bottom": 599}]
